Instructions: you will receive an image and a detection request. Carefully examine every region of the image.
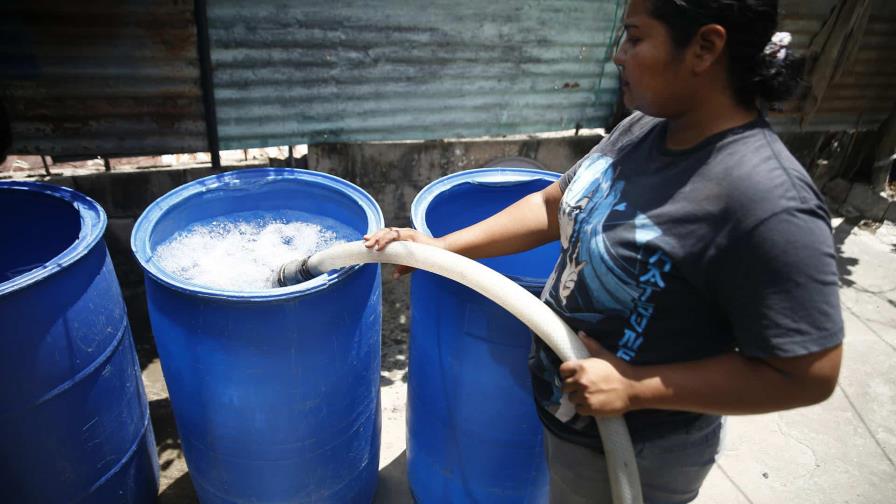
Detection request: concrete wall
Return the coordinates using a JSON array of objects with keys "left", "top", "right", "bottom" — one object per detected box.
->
[
  {"left": 34, "top": 130, "right": 892, "bottom": 349},
  {"left": 37, "top": 133, "right": 602, "bottom": 345},
  {"left": 310, "top": 134, "right": 601, "bottom": 227}
]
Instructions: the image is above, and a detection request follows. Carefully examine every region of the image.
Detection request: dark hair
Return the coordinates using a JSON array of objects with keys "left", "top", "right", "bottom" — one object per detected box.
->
[{"left": 646, "top": 0, "right": 804, "bottom": 106}]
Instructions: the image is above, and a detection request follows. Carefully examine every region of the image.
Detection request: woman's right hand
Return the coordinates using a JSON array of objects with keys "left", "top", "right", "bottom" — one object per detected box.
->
[{"left": 362, "top": 227, "right": 445, "bottom": 278}]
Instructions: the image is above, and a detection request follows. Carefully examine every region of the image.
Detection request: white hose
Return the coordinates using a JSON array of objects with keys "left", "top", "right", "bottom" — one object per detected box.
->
[{"left": 282, "top": 240, "right": 643, "bottom": 504}]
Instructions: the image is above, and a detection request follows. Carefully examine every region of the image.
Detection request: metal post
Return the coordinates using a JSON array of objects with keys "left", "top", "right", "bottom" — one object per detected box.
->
[
  {"left": 41, "top": 155, "right": 50, "bottom": 175},
  {"left": 103, "top": 157, "right": 111, "bottom": 172},
  {"left": 195, "top": 0, "right": 221, "bottom": 170}
]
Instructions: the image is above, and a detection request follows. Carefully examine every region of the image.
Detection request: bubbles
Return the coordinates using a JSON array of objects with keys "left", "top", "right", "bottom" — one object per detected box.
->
[{"left": 153, "top": 211, "right": 354, "bottom": 291}]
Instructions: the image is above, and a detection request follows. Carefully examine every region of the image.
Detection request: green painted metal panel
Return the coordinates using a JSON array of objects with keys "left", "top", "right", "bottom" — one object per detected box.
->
[{"left": 208, "top": 0, "right": 624, "bottom": 148}]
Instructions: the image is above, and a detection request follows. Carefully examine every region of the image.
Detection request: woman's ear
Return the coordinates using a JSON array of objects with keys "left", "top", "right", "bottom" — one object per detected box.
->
[{"left": 690, "top": 24, "right": 727, "bottom": 74}]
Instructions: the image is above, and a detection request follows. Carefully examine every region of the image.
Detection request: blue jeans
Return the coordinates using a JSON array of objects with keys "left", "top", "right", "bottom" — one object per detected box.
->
[{"left": 543, "top": 415, "right": 724, "bottom": 504}]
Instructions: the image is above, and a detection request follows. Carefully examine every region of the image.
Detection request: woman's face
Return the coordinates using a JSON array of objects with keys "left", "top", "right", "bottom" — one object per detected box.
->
[{"left": 612, "top": 0, "right": 696, "bottom": 118}]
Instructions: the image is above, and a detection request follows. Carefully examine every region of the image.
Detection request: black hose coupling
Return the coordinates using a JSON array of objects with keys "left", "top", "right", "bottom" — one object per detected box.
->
[{"left": 272, "top": 256, "right": 314, "bottom": 288}]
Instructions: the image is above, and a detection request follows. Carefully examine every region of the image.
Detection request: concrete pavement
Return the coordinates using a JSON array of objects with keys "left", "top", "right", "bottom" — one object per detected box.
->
[{"left": 690, "top": 219, "right": 896, "bottom": 504}]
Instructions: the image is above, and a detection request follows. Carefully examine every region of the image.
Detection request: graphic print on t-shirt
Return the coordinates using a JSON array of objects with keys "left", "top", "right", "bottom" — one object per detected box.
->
[{"left": 537, "top": 153, "right": 671, "bottom": 424}]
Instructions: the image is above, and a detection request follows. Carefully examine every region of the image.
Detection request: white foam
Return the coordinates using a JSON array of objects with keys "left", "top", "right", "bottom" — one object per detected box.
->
[{"left": 153, "top": 216, "right": 344, "bottom": 291}]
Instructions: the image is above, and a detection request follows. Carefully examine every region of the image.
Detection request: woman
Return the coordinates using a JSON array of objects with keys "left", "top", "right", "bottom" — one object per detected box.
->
[{"left": 365, "top": 1, "right": 844, "bottom": 502}]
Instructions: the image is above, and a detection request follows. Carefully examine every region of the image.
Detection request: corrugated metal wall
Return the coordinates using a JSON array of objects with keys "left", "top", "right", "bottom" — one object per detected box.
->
[
  {"left": 771, "top": 0, "right": 896, "bottom": 132},
  {"left": 0, "top": 0, "right": 207, "bottom": 156},
  {"left": 1, "top": 0, "right": 894, "bottom": 156},
  {"left": 207, "top": 0, "right": 624, "bottom": 149}
]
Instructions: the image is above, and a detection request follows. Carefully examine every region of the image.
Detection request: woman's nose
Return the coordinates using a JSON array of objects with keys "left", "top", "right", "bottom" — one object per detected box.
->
[{"left": 612, "top": 43, "right": 625, "bottom": 66}]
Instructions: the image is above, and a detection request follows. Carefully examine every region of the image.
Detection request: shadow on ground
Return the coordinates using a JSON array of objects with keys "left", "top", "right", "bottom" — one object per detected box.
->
[
  {"left": 159, "top": 472, "right": 197, "bottom": 504},
  {"left": 151, "top": 397, "right": 197, "bottom": 502},
  {"left": 137, "top": 341, "right": 159, "bottom": 372},
  {"left": 374, "top": 450, "right": 413, "bottom": 504},
  {"left": 150, "top": 398, "right": 182, "bottom": 472},
  {"left": 380, "top": 273, "right": 411, "bottom": 386},
  {"left": 833, "top": 217, "right": 859, "bottom": 286}
]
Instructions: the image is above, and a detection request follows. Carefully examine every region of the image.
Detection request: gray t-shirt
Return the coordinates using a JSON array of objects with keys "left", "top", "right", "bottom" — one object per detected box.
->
[{"left": 531, "top": 112, "right": 843, "bottom": 449}]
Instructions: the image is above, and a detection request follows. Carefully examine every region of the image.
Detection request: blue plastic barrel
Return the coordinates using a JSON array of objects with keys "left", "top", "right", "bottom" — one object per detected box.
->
[
  {"left": 131, "top": 168, "right": 384, "bottom": 503},
  {"left": 0, "top": 181, "right": 159, "bottom": 503},
  {"left": 408, "top": 168, "right": 561, "bottom": 503}
]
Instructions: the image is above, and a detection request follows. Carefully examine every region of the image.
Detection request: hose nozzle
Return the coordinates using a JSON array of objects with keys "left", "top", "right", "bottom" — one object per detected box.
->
[{"left": 271, "top": 256, "right": 315, "bottom": 288}]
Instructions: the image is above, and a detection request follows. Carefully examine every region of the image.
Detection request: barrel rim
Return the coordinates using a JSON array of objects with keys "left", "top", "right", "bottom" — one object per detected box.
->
[
  {"left": 131, "top": 167, "right": 384, "bottom": 301},
  {"left": 0, "top": 181, "right": 106, "bottom": 296},
  {"left": 410, "top": 167, "right": 560, "bottom": 289}
]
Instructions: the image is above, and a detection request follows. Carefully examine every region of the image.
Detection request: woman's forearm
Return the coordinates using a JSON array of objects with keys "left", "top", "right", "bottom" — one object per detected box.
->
[
  {"left": 627, "top": 346, "right": 842, "bottom": 415},
  {"left": 438, "top": 182, "right": 562, "bottom": 259}
]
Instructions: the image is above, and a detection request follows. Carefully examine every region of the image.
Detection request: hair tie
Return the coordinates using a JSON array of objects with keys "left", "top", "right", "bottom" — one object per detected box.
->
[{"left": 763, "top": 31, "right": 792, "bottom": 62}]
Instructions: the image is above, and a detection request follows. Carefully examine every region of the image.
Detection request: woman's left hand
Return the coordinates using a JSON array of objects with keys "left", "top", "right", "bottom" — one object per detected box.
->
[{"left": 559, "top": 331, "right": 639, "bottom": 417}]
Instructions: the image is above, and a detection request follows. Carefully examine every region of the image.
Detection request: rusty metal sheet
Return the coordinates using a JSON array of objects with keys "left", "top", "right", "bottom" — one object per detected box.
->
[
  {"left": 207, "top": 0, "right": 625, "bottom": 149},
  {"left": 0, "top": 0, "right": 206, "bottom": 156},
  {"left": 771, "top": 0, "right": 896, "bottom": 132},
  {"left": 3, "top": 0, "right": 889, "bottom": 156}
]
